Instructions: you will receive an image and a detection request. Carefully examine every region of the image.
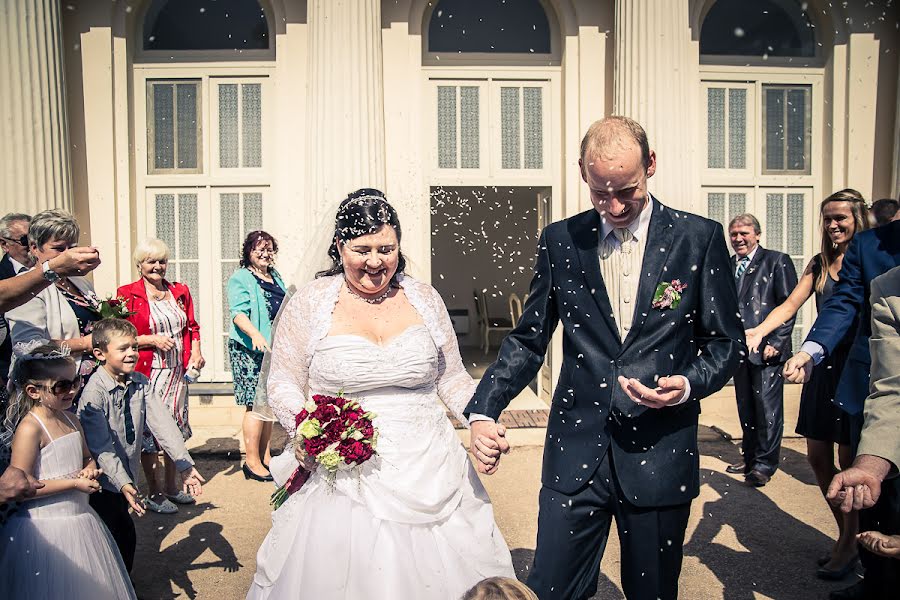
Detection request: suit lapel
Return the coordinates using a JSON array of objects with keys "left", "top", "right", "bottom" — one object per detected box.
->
[
  {"left": 622, "top": 202, "right": 675, "bottom": 351},
  {"left": 739, "top": 247, "right": 765, "bottom": 302},
  {"left": 569, "top": 210, "right": 620, "bottom": 343}
]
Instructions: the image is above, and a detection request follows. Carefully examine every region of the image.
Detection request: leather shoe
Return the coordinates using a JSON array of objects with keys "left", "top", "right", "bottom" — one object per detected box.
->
[
  {"left": 725, "top": 461, "right": 748, "bottom": 474},
  {"left": 828, "top": 580, "right": 866, "bottom": 600},
  {"left": 817, "top": 556, "right": 858, "bottom": 581},
  {"left": 242, "top": 463, "right": 274, "bottom": 482},
  {"left": 744, "top": 469, "right": 770, "bottom": 487}
]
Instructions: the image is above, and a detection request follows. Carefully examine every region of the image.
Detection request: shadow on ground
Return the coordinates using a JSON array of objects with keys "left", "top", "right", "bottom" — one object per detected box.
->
[{"left": 133, "top": 454, "right": 242, "bottom": 599}]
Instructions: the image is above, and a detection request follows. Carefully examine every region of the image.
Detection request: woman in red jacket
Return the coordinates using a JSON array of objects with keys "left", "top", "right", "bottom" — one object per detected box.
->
[{"left": 118, "top": 238, "right": 204, "bottom": 514}]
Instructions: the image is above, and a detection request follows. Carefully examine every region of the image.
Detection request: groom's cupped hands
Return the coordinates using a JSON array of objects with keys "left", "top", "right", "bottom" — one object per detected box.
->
[
  {"left": 469, "top": 421, "right": 509, "bottom": 475},
  {"left": 617, "top": 375, "right": 688, "bottom": 408}
]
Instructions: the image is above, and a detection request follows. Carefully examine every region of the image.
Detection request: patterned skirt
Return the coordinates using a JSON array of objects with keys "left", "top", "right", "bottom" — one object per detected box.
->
[
  {"left": 228, "top": 339, "right": 264, "bottom": 408},
  {"left": 141, "top": 366, "right": 191, "bottom": 453}
]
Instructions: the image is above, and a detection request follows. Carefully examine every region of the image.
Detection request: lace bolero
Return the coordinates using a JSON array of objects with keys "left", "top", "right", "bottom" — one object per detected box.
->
[{"left": 266, "top": 274, "right": 475, "bottom": 435}]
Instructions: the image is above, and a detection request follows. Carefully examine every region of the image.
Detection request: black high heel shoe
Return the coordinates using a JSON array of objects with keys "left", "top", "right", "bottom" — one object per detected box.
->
[{"left": 242, "top": 463, "right": 274, "bottom": 482}]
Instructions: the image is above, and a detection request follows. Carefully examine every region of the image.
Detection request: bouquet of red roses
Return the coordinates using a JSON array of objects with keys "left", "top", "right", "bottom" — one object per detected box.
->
[{"left": 270, "top": 392, "right": 378, "bottom": 509}]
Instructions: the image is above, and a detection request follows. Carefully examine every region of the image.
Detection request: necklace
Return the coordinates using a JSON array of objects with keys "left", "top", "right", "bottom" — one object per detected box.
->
[
  {"left": 345, "top": 282, "right": 391, "bottom": 304},
  {"left": 146, "top": 283, "right": 167, "bottom": 301}
]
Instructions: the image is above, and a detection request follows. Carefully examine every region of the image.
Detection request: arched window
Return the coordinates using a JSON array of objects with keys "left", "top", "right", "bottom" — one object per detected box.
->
[
  {"left": 700, "top": 0, "right": 815, "bottom": 57},
  {"left": 427, "top": 0, "right": 551, "bottom": 54},
  {"left": 143, "top": 0, "right": 269, "bottom": 51}
]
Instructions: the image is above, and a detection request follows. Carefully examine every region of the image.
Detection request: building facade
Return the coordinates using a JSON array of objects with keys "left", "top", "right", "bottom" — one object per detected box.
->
[{"left": 1, "top": 0, "right": 898, "bottom": 388}]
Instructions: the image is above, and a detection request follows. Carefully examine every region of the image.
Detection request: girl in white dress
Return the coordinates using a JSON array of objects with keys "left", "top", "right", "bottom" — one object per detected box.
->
[
  {"left": 0, "top": 343, "right": 136, "bottom": 600},
  {"left": 247, "top": 190, "right": 514, "bottom": 599}
]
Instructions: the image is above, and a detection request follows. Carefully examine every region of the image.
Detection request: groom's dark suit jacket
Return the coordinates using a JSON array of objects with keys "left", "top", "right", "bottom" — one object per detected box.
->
[{"left": 466, "top": 200, "right": 745, "bottom": 507}]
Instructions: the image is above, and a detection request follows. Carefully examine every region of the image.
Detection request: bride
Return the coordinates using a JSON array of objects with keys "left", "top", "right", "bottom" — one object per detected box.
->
[{"left": 246, "top": 189, "right": 515, "bottom": 599}]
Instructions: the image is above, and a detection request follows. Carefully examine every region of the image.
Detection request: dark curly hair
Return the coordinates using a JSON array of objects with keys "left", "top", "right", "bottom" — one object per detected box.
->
[
  {"left": 316, "top": 188, "right": 406, "bottom": 286},
  {"left": 240, "top": 230, "right": 279, "bottom": 269}
]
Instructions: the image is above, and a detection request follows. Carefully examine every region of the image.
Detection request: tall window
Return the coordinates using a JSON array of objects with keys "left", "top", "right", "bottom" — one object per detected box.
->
[
  {"left": 700, "top": 0, "right": 820, "bottom": 347},
  {"left": 137, "top": 5, "right": 274, "bottom": 381}
]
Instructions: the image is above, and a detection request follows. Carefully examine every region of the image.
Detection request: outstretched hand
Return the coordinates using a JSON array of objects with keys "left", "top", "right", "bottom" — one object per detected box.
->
[
  {"left": 617, "top": 375, "right": 687, "bottom": 408},
  {"left": 470, "top": 420, "right": 509, "bottom": 475},
  {"left": 180, "top": 467, "right": 206, "bottom": 498}
]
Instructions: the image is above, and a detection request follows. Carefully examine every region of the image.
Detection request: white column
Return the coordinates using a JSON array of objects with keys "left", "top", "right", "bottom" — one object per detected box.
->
[
  {"left": 305, "top": 0, "right": 386, "bottom": 218},
  {"left": 0, "top": 0, "right": 72, "bottom": 214},
  {"left": 614, "top": 0, "right": 698, "bottom": 207}
]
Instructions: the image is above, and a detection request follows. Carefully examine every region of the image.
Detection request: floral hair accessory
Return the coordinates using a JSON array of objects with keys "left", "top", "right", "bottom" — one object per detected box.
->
[
  {"left": 12, "top": 340, "right": 71, "bottom": 360},
  {"left": 651, "top": 279, "right": 687, "bottom": 310}
]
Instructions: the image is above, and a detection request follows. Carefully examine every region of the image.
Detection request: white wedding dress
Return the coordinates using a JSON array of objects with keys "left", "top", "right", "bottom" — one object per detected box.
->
[{"left": 247, "top": 275, "right": 514, "bottom": 600}]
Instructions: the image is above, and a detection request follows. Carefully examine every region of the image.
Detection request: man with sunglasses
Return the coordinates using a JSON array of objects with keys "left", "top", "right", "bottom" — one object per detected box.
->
[
  {"left": 0, "top": 213, "right": 34, "bottom": 279},
  {"left": 0, "top": 214, "right": 35, "bottom": 394}
]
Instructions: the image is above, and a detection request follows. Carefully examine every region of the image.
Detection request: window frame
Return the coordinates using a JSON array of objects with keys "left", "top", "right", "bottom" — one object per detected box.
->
[
  {"left": 700, "top": 64, "right": 822, "bottom": 346},
  {"left": 134, "top": 64, "right": 275, "bottom": 381},
  {"left": 146, "top": 79, "right": 204, "bottom": 175},
  {"left": 760, "top": 83, "right": 813, "bottom": 176},
  {"left": 426, "top": 71, "right": 555, "bottom": 184}
]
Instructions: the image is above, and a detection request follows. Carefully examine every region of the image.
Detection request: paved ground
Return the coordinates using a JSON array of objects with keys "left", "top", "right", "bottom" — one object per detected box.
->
[{"left": 131, "top": 427, "right": 857, "bottom": 600}]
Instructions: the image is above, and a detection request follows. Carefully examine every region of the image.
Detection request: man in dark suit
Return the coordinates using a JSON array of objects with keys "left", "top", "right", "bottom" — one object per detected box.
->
[
  {"left": 465, "top": 117, "right": 745, "bottom": 600},
  {"left": 0, "top": 213, "right": 34, "bottom": 384},
  {"left": 785, "top": 213, "right": 900, "bottom": 600},
  {"left": 725, "top": 214, "right": 797, "bottom": 486}
]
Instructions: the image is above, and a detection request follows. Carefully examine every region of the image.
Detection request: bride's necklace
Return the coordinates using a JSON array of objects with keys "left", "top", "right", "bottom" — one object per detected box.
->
[{"left": 345, "top": 282, "right": 391, "bottom": 304}]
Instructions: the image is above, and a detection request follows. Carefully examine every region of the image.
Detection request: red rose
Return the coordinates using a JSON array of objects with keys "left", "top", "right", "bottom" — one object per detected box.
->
[
  {"left": 108, "top": 299, "right": 121, "bottom": 307},
  {"left": 304, "top": 436, "right": 328, "bottom": 457},
  {"left": 338, "top": 440, "right": 371, "bottom": 463},
  {"left": 359, "top": 422, "right": 374, "bottom": 438},
  {"left": 312, "top": 404, "right": 338, "bottom": 422},
  {"left": 295, "top": 409, "right": 309, "bottom": 427},
  {"left": 323, "top": 421, "right": 344, "bottom": 444}
]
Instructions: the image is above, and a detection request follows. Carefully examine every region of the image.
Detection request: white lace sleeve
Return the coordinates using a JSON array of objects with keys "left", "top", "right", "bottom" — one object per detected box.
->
[
  {"left": 405, "top": 278, "right": 476, "bottom": 428},
  {"left": 266, "top": 277, "right": 341, "bottom": 435}
]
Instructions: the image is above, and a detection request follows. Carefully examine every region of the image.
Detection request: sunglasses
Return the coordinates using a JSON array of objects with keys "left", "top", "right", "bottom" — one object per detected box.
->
[
  {"left": 43, "top": 377, "right": 82, "bottom": 396},
  {"left": 1, "top": 234, "right": 29, "bottom": 247}
]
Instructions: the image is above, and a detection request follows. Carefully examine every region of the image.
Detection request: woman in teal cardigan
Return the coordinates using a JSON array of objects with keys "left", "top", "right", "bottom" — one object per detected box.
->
[{"left": 227, "top": 231, "right": 286, "bottom": 482}]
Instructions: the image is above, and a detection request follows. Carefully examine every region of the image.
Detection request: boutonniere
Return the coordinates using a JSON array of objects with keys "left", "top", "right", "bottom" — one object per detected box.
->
[{"left": 651, "top": 279, "right": 687, "bottom": 310}]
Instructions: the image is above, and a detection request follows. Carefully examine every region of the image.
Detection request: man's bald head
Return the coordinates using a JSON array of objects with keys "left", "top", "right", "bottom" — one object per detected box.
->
[{"left": 579, "top": 116, "right": 652, "bottom": 173}]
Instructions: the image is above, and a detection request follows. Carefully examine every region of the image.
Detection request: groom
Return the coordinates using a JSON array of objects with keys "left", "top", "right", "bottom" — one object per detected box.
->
[{"left": 466, "top": 117, "right": 745, "bottom": 600}]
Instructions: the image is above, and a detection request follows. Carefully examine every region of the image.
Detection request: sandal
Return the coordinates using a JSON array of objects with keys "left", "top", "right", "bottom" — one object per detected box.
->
[
  {"left": 166, "top": 491, "right": 196, "bottom": 505},
  {"left": 145, "top": 497, "right": 178, "bottom": 514}
]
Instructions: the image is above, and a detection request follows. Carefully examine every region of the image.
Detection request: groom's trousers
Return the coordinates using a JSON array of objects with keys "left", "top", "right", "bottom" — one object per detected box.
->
[{"left": 527, "top": 449, "right": 691, "bottom": 600}]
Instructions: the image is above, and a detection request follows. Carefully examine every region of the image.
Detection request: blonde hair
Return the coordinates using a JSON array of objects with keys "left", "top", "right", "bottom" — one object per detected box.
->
[
  {"left": 818, "top": 189, "right": 869, "bottom": 294},
  {"left": 133, "top": 237, "right": 170, "bottom": 267},
  {"left": 580, "top": 116, "right": 652, "bottom": 171},
  {"left": 461, "top": 577, "right": 539, "bottom": 600}
]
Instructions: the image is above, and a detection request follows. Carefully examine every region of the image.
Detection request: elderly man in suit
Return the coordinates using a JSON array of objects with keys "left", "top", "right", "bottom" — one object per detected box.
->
[
  {"left": 786, "top": 213, "right": 900, "bottom": 600},
  {"left": 826, "top": 265, "right": 900, "bottom": 597},
  {"left": 0, "top": 213, "right": 34, "bottom": 387},
  {"left": 466, "top": 116, "right": 744, "bottom": 600},
  {"left": 726, "top": 214, "right": 797, "bottom": 486}
]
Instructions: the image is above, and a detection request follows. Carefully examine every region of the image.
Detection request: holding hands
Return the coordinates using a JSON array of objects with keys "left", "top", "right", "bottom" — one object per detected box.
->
[
  {"left": 826, "top": 454, "right": 891, "bottom": 513},
  {"left": 0, "top": 466, "right": 44, "bottom": 503},
  {"left": 743, "top": 328, "right": 780, "bottom": 360},
  {"left": 783, "top": 351, "right": 814, "bottom": 384},
  {"left": 618, "top": 375, "right": 687, "bottom": 408},
  {"left": 470, "top": 421, "right": 509, "bottom": 475}
]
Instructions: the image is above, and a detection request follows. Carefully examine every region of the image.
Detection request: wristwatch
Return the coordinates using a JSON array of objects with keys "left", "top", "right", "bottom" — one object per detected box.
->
[{"left": 41, "top": 260, "right": 60, "bottom": 283}]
